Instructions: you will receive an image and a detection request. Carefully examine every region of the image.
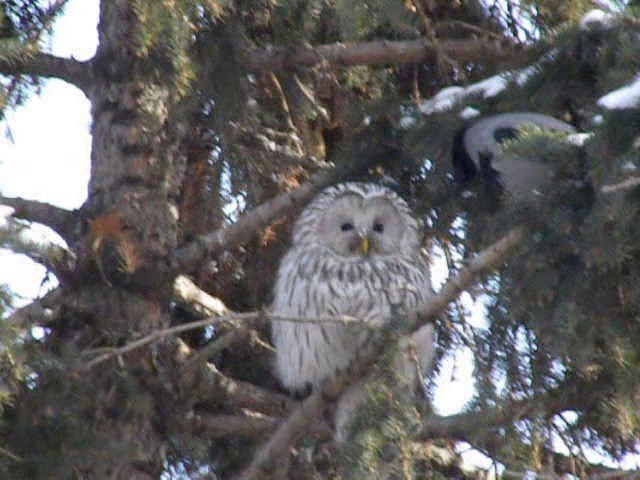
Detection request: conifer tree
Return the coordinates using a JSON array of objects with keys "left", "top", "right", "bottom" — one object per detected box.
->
[{"left": 1, "top": 0, "right": 639, "bottom": 478}]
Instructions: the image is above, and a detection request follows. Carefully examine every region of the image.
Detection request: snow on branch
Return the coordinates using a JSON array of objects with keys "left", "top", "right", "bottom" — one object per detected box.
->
[
  {"left": 245, "top": 38, "right": 513, "bottom": 72},
  {"left": 0, "top": 52, "right": 92, "bottom": 94},
  {"left": 597, "top": 74, "right": 640, "bottom": 110},
  {"left": 237, "top": 224, "right": 528, "bottom": 480},
  {"left": 0, "top": 195, "right": 77, "bottom": 243}
]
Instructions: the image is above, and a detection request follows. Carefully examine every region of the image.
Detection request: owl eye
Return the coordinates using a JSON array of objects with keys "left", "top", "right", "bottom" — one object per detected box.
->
[
  {"left": 373, "top": 222, "right": 384, "bottom": 233},
  {"left": 340, "top": 222, "right": 354, "bottom": 232}
]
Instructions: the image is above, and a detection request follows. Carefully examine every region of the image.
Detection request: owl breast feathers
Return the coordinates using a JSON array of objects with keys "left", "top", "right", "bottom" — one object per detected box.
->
[{"left": 271, "top": 182, "right": 433, "bottom": 394}]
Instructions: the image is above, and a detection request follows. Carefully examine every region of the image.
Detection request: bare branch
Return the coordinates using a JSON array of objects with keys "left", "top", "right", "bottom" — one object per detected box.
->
[
  {"left": 245, "top": 38, "right": 514, "bottom": 72},
  {"left": 601, "top": 176, "right": 640, "bottom": 193},
  {"left": 0, "top": 52, "right": 92, "bottom": 93},
  {"left": 0, "top": 195, "right": 77, "bottom": 242},
  {"left": 0, "top": 445, "right": 23, "bottom": 463},
  {"left": 186, "top": 412, "right": 280, "bottom": 439},
  {"left": 173, "top": 275, "right": 229, "bottom": 317},
  {"left": 238, "top": 225, "right": 529, "bottom": 480},
  {"left": 174, "top": 154, "right": 376, "bottom": 271}
]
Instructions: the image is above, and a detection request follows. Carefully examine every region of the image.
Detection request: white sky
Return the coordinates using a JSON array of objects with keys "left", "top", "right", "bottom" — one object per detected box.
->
[{"left": 0, "top": 0, "right": 97, "bottom": 300}]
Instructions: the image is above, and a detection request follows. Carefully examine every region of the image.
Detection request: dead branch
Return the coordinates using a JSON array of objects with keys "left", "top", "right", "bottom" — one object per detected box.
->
[
  {"left": 237, "top": 224, "right": 529, "bottom": 480},
  {"left": 173, "top": 275, "right": 229, "bottom": 317},
  {"left": 0, "top": 195, "right": 77, "bottom": 242},
  {"left": 245, "top": 38, "right": 514, "bottom": 72},
  {"left": 600, "top": 176, "right": 640, "bottom": 193},
  {"left": 0, "top": 52, "right": 92, "bottom": 94},
  {"left": 174, "top": 153, "right": 376, "bottom": 271},
  {"left": 186, "top": 412, "right": 280, "bottom": 439}
]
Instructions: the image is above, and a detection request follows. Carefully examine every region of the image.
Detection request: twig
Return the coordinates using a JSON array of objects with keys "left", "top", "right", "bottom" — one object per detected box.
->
[
  {"left": 237, "top": 224, "right": 529, "bottom": 480},
  {"left": 600, "top": 176, "right": 640, "bottom": 193},
  {"left": 183, "top": 328, "right": 274, "bottom": 372},
  {"left": 79, "top": 310, "right": 362, "bottom": 371},
  {"left": 0, "top": 445, "right": 24, "bottom": 463}
]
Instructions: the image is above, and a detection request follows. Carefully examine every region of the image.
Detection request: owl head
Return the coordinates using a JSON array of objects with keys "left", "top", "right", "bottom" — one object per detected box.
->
[{"left": 292, "top": 182, "right": 422, "bottom": 258}]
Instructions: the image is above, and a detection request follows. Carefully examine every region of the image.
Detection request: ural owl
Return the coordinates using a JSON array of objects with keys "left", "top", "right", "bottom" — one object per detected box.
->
[{"left": 271, "top": 182, "right": 434, "bottom": 435}]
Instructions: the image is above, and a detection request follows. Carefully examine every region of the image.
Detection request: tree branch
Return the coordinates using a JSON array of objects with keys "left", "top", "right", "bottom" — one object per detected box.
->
[
  {"left": 173, "top": 274, "right": 229, "bottom": 317},
  {"left": 170, "top": 338, "right": 293, "bottom": 417},
  {"left": 174, "top": 154, "right": 376, "bottom": 271},
  {"left": 237, "top": 224, "right": 529, "bottom": 480},
  {"left": 245, "top": 38, "right": 514, "bottom": 72},
  {"left": 0, "top": 52, "right": 92, "bottom": 94},
  {"left": 186, "top": 412, "right": 280, "bottom": 439},
  {"left": 0, "top": 195, "right": 77, "bottom": 243}
]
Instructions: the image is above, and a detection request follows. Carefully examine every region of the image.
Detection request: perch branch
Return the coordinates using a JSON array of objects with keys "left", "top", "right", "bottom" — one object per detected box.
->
[
  {"left": 174, "top": 153, "right": 377, "bottom": 271},
  {"left": 0, "top": 52, "right": 92, "bottom": 93},
  {"left": 237, "top": 224, "right": 529, "bottom": 480},
  {"left": 0, "top": 195, "right": 77, "bottom": 242},
  {"left": 245, "top": 38, "right": 514, "bottom": 72}
]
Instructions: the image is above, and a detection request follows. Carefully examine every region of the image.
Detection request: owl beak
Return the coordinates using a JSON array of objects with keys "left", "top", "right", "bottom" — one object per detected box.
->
[{"left": 360, "top": 235, "right": 370, "bottom": 255}]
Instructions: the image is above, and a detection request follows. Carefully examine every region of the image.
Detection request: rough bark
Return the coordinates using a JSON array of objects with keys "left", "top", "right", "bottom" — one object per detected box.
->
[{"left": 23, "top": 1, "right": 189, "bottom": 477}]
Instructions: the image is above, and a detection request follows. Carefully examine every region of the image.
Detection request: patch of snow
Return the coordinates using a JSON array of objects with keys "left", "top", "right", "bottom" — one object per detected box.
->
[
  {"left": 565, "top": 132, "right": 593, "bottom": 146},
  {"left": 598, "top": 75, "right": 640, "bottom": 109},
  {"left": 621, "top": 161, "right": 637, "bottom": 172},
  {"left": 0, "top": 206, "right": 12, "bottom": 228},
  {"left": 580, "top": 9, "right": 616, "bottom": 30},
  {"left": 399, "top": 115, "right": 417, "bottom": 129},
  {"left": 419, "top": 86, "right": 465, "bottom": 115},
  {"left": 515, "top": 64, "right": 539, "bottom": 86},
  {"left": 592, "top": 114, "right": 604, "bottom": 125},
  {"left": 466, "top": 74, "right": 508, "bottom": 99},
  {"left": 459, "top": 106, "right": 480, "bottom": 120},
  {"left": 420, "top": 52, "right": 557, "bottom": 115}
]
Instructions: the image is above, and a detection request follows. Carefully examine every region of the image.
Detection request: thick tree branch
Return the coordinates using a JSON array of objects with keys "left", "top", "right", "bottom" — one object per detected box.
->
[
  {"left": 186, "top": 412, "right": 280, "bottom": 439},
  {"left": 173, "top": 274, "right": 229, "bottom": 318},
  {"left": 170, "top": 338, "right": 293, "bottom": 418},
  {"left": 238, "top": 224, "right": 529, "bottom": 480},
  {"left": 0, "top": 52, "right": 92, "bottom": 94},
  {"left": 0, "top": 195, "right": 77, "bottom": 242},
  {"left": 174, "top": 154, "right": 376, "bottom": 271},
  {"left": 245, "top": 38, "right": 514, "bottom": 72}
]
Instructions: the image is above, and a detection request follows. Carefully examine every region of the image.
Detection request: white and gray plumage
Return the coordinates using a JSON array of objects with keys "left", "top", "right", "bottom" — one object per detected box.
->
[
  {"left": 452, "top": 112, "right": 575, "bottom": 200},
  {"left": 271, "top": 182, "right": 433, "bottom": 432}
]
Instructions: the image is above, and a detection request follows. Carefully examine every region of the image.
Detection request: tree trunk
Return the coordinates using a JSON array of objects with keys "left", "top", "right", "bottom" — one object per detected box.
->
[{"left": 40, "top": 1, "right": 186, "bottom": 477}]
